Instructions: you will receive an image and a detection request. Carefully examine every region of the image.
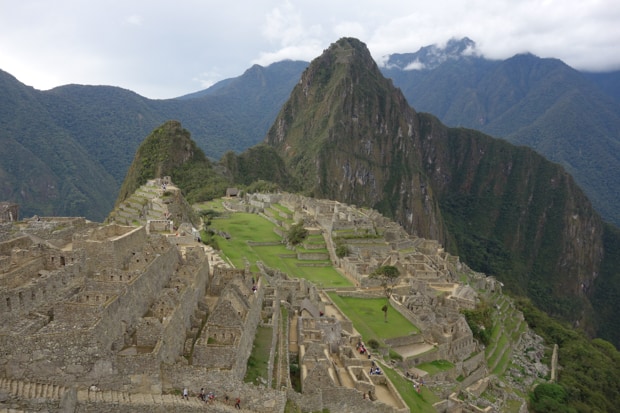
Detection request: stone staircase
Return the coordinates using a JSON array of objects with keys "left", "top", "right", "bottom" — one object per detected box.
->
[
  {"left": 0, "top": 378, "right": 67, "bottom": 401},
  {"left": 0, "top": 378, "right": 253, "bottom": 412}
]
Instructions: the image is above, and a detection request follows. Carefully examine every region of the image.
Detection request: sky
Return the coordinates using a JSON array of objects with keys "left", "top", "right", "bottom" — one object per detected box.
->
[{"left": 1, "top": 0, "right": 619, "bottom": 99}]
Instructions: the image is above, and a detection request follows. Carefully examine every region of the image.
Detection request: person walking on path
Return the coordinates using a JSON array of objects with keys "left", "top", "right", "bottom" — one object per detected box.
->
[
  {"left": 235, "top": 397, "right": 241, "bottom": 409},
  {"left": 182, "top": 388, "right": 189, "bottom": 400}
]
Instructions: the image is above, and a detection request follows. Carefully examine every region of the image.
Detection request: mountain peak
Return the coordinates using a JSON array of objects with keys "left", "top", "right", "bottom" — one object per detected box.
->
[{"left": 382, "top": 37, "right": 478, "bottom": 70}]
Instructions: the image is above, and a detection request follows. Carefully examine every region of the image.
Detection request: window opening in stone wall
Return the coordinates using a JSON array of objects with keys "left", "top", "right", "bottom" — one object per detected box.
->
[
  {"left": 18, "top": 292, "right": 23, "bottom": 305},
  {"left": 60, "top": 256, "right": 65, "bottom": 266},
  {"left": 6, "top": 297, "right": 10, "bottom": 310}
]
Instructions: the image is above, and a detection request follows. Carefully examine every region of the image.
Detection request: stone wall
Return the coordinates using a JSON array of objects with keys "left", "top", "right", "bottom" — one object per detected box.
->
[
  {"left": 1, "top": 260, "right": 83, "bottom": 325},
  {"left": 0, "top": 235, "right": 31, "bottom": 255},
  {"left": 163, "top": 365, "right": 287, "bottom": 413}
]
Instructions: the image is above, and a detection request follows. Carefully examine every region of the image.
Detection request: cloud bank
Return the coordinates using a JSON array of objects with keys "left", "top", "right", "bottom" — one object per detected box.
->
[{"left": 1, "top": 0, "right": 618, "bottom": 98}]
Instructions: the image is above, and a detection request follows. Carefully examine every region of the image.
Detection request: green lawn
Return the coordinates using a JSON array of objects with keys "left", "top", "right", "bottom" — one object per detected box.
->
[
  {"left": 244, "top": 325, "right": 273, "bottom": 384},
  {"left": 208, "top": 210, "right": 352, "bottom": 287},
  {"left": 327, "top": 293, "right": 419, "bottom": 343},
  {"left": 416, "top": 359, "right": 455, "bottom": 375},
  {"left": 383, "top": 365, "right": 440, "bottom": 413}
]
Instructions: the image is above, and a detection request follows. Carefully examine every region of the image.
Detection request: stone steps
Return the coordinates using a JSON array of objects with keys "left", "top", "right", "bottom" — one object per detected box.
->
[
  {"left": 0, "top": 378, "right": 67, "bottom": 400},
  {"left": 0, "top": 378, "right": 237, "bottom": 410}
]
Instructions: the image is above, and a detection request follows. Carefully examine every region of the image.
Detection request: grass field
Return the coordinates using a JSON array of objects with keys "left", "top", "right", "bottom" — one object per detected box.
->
[
  {"left": 416, "top": 359, "right": 455, "bottom": 375},
  {"left": 206, "top": 207, "right": 353, "bottom": 287},
  {"left": 383, "top": 365, "right": 440, "bottom": 413},
  {"left": 327, "top": 293, "right": 419, "bottom": 344},
  {"left": 244, "top": 325, "right": 273, "bottom": 384}
]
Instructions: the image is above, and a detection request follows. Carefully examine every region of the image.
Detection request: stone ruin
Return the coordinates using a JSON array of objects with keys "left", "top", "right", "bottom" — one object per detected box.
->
[
  {"left": 0, "top": 186, "right": 544, "bottom": 412},
  {"left": 0, "top": 203, "right": 19, "bottom": 223}
]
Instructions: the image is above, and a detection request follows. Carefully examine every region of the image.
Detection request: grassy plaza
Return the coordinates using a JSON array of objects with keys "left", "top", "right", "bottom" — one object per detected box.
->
[
  {"left": 327, "top": 293, "right": 420, "bottom": 344},
  {"left": 202, "top": 202, "right": 353, "bottom": 287}
]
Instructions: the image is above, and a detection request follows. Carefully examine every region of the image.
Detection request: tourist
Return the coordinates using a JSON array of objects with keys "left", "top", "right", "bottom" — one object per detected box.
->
[
  {"left": 235, "top": 397, "right": 241, "bottom": 409},
  {"left": 199, "top": 388, "right": 205, "bottom": 401},
  {"left": 183, "top": 387, "right": 189, "bottom": 400}
]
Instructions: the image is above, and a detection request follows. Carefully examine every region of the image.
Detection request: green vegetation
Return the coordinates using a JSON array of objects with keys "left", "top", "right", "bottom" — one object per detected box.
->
[
  {"left": 205, "top": 205, "right": 352, "bottom": 287},
  {"left": 383, "top": 365, "right": 439, "bottom": 413},
  {"left": 416, "top": 359, "right": 454, "bottom": 375},
  {"left": 327, "top": 293, "right": 418, "bottom": 344},
  {"left": 369, "top": 265, "right": 401, "bottom": 322},
  {"left": 286, "top": 220, "right": 309, "bottom": 246},
  {"left": 516, "top": 298, "right": 620, "bottom": 412},
  {"left": 115, "top": 121, "right": 231, "bottom": 209},
  {"left": 244, "top": 326, "right": 273, "bottom": 384},
  {"left": 530, "top": 383, "right": 572, "bottom": 413},
  {"left": 462, "top": 302, "right": 493, "bottom": 346}
]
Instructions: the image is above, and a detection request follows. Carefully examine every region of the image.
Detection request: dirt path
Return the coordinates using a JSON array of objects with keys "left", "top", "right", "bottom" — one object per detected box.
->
[{"left": 392, "top": 342, "right": 435, "bottom": 358}]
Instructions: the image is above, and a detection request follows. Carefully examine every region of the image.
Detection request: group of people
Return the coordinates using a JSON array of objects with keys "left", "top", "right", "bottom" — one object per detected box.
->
[
  {"left": 404, "top": 372, "right": 425, "bottom": 393},
  {"left": 182, "top": 388, "right": 241, "bottom": 408},
  {"left": 198, "top": 388, "right": 217, "bottom": 403},
  {"left": 356, "top": 341, "right": 369, "bottom": 356},
  {"left": 369, "top": 366, "right": 382, "bottom": 375}
]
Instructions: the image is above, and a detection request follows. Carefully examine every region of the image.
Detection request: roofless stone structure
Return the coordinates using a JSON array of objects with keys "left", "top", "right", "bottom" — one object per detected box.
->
[{"left": 0, "top": 187, "right": 547, "bottom": 412}]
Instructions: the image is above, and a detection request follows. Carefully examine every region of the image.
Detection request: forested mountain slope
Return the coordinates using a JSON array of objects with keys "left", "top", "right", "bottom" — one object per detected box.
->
[{"left": 251, "top": 38, "right": 619, "bottom": 347}]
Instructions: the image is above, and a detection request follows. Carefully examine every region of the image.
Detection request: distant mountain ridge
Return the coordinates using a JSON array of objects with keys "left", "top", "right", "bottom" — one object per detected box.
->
[
  {"left": 1, "top": 38, "right": 620, "bottom": 227},
  {"left": 382, "top": 36, "right": 479, "bottom": 70},
  {"left": 381, "top": 38, "right": 620, "bottom": 225},
  {"left": 0, "top": 61, "right": 304, "bottom": 221}
]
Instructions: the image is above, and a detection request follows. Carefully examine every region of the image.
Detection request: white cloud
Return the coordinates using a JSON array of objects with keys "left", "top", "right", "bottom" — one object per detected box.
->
[
  {"left": 125, "top": 15, "right": 143, "bottom": 26},
  {"left": 0, "top": 0, "right": 618, "bottom": 98},
  {"left": 404, "top": 60, "right": 426, "bottom": 71}
]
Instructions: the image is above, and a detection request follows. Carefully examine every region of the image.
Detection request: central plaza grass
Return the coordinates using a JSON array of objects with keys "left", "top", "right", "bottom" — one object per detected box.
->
[
  {"left": 327, "top": 293, "right": 419, "bottom": 344},
  {"left": 207, "top": 209, "right": 352, "bottom": 288}
]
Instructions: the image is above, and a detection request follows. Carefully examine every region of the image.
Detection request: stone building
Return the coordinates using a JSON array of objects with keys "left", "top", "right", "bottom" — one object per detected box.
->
[{"left": 0, "top": 202, "right": 19, "bottom": 223}]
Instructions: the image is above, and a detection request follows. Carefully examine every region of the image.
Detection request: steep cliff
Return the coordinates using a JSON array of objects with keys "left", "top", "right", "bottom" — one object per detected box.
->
[
  {"left": 263, "top": 38, "right": 608, "bottom": 336},
  {"left": 266, "top": 38, "right": 445, "bottom": 241}
]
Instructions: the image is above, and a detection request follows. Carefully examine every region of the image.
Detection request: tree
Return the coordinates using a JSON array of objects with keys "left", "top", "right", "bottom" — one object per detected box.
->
[
  {"left": 370, "top": 265, "right": 400, "bottom": 322},
  {"left": 287, "top": 220, "right": 308, "bottom": 246}
]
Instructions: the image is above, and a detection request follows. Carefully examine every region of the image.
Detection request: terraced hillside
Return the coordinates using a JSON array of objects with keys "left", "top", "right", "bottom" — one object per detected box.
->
[{"left": 199, "top": 193, "right": 551, "bottom": 412}]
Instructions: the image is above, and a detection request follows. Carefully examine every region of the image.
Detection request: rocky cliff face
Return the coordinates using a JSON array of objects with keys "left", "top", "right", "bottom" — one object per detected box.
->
[
  {"left": 266, "top": 38, "right": 445, "bottom": 241},
  {"left": 264, "top": 37, "right": 607, "bottom": 334}
]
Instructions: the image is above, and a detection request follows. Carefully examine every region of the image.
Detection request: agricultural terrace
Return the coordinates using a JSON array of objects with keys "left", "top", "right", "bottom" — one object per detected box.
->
[{"left": 200, "top": 200, "right": 353, "bottom": 288}]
